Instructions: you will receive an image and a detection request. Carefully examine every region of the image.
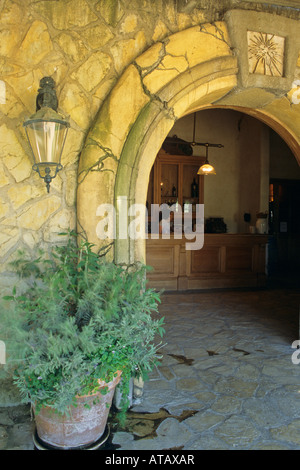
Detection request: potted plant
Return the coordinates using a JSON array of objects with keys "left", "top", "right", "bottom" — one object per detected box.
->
[{"left": 1, "top": 231, "right": 164, "bottom": 449}]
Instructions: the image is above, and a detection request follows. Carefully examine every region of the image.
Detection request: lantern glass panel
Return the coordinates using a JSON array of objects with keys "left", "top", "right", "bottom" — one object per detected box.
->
[{"left": 25, "top": 120, "right": 68, "bottom": 167}]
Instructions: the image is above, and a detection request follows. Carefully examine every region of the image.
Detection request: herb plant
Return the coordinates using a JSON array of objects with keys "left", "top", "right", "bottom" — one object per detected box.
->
[{"left": 2, "top": 232, "right": 164, "bottom": 419}]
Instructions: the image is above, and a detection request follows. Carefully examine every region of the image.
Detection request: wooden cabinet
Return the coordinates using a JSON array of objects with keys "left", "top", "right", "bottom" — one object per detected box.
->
[
  {"left": 147, "top": 150, "right": 204, "bottom": 222},
  {"left": 146, "top": 234, "right": 268, "bottom": 291}
]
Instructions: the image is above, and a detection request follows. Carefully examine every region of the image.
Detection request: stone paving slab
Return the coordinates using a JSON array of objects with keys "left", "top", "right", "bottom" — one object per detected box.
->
[
  {"left": 0, "top": 287, "right": 299, "bottom": 450},
  {"left": 112, "top": 288, "right": 300, "bottom": 450}
]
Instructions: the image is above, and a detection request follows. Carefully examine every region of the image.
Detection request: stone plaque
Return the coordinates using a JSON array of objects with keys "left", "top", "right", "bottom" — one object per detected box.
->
[{"left": 247, "top": 31, "right": 285, "bottom": 77}]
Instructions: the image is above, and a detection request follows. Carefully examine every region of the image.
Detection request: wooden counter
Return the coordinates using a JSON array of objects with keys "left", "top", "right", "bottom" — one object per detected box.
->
[{"left": 146, "top": 234, "right": 268, "bottom": 291}]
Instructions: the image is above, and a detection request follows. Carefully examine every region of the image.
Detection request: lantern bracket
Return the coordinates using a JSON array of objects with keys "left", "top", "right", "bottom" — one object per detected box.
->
[{"left": 32, "top": 162, "right": 63, "bottom": 193}]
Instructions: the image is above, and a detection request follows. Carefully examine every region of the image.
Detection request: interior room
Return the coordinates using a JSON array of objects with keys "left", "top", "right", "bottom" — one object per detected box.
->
[{"left": 146, "top": 108, "right": 300, "bottom": 290}]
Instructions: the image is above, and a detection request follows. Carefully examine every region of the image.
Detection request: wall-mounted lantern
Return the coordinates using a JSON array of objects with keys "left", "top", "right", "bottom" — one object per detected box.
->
[{"left": 23, "top": 77, "right": 69, "bottom": 193}]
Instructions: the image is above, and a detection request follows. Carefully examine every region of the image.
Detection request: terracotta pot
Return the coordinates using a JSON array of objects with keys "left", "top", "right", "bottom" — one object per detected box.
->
[{"left": 34, "top": 371, "right": 121, "bottom": 449}]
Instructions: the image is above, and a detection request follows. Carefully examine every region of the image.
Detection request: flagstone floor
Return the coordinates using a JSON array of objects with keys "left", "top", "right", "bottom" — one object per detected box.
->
[{"left": 1, "top": 284, "right": 300, "bottom": 450}]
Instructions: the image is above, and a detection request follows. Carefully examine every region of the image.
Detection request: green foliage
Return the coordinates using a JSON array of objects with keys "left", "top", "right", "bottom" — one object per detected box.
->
[{"left": 2, "top": 231, "right": 164, "bottom": 417}]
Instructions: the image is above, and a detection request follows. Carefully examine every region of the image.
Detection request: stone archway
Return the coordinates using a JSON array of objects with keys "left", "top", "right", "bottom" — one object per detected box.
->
[{"left": 77, "top": 11, "right": 300, "bottom": 265}]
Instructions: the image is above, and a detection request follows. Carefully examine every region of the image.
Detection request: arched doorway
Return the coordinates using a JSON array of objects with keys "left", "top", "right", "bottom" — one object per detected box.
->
[
  {"left": 77, "top": 13, "right": 300, "bottom": 268},
  {"left": 144, "top": 107, "right": 300, "bottom": 290}
]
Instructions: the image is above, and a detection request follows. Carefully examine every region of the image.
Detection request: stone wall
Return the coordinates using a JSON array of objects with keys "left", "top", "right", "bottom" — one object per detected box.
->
[{"left": 0, "top": 0, "right": 208, "bottom": 290}]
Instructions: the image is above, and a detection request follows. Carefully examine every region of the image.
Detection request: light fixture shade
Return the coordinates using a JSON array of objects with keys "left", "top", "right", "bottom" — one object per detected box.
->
[
  {"left": 197, "top": 163, "right": 216, "bottom": 175},
  {"left": 24, "top": 106, "right": 69, "bottom": 191},
  {"left": 24, "top": 107, "right": 69, "bottom": 166},
  {"left": 197, "top": 143, "right": 216, "bottom": 175}
]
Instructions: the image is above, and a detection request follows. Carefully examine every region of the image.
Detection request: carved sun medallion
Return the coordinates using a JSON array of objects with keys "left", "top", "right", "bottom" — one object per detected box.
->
[{"left": 247, "top": 31, "right": 285, "bottom": 77}]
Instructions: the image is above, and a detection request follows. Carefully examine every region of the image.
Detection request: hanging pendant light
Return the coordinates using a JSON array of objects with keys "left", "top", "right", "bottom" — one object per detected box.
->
[
  {"left": 23, "top": 77, "right": 69, "bottom": 193},
  {"left": 162, "top": 112, "right": 223, "bottom": 172},
  {"left": 191, "top": 113, "right": 219, "bottom": 175},
  {"left": 197, "top": 144, "right": 216, "bottom": 175}
]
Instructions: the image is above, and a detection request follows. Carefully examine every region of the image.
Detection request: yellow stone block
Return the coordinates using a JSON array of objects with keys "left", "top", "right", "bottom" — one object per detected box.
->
[
  {"left": 16, "top": 21, "right": 53, "bottom": 65},
  {"left": 77, "top": 170, "right": 116, "bottom": 249},
  {"left": 172, "top": 75, "right": 237, "bottom": 117},
  {"left": 91, "top": 64, "right": 149, "bottom": 157},
  {"left": 0, "top": 198, "right": 9, "bottom": 219},
  {"left": 143, "top": 53, "right": 189, "bottom": 94},
  {"left": 32, "top": 0, "right": 98, "bottom": 29},
  {"left": 18, "top": 196, "right": 61, "bottom": 230},
  {"left": 3, "top": 154, "right": 32, "bottom": 184},
  {"left": 72, "top": 52, "right": 112, "bottom": 92},
  {"left": 44, "top": 208, "right": 76, "bottom": 241},
  {"left": 0, "top": 89, "right": 24, "bottom": 119},
  {"left": 0, "top": 163, "right": 9, "bottom": 187},
  {"left": 95, "top": 0, "right": 123, "bottom": 26},
  {"left": 60, "top": 83, "right": 91, "bottom": 129},
  {"left": 5, "top": 71, "right": 40, "bottom": 111},
  {"left": 0, "top": 124, "right": 22, "bottom": 156},
  {"left": 165, "top": 2, "right": 176, "bottom": 24},
  {"left": 65, "top": 170, "right": 77, "bottom": 207},
  {"left": 0, "top": 58, "right": 22, "bottom": 77},
  {"left": 135, "top": 42, "right": 164, "bottom": 71},
  {"left": 111, "top": 31, "right": 147, "bottom": 74},
  {"left": 7, "top": 185, "right": 43, "bottom": 209},
  {"left": 0, "top": 227, "right": 19, "bottom": 258},
  {"left": 55, "top": 32, "right": 88, "bottom": 63},
  {"left": 191, "top": 9, "right": 206, "bottom": 24},
  {"left": 0, "top": 27, "right": 22, "bottom": 56},
  {"left": 177, "top": 13, "right": 193, "bottom": 30},
  {"left": 61, "top": 128, "right": 84, "bottom": 167},
  {"left": 121, "top": 14, "right": 137, "bottom": 33},
  {"left": 139, "top": 23, "right": 232, "bottom": 96},
  {"left": 166, "top": 23, "right": 231, "bottom": 70},
  {"left": 0, "top": 216, "right": 17, "bottom": 227},
  {"left": 80, "top": 24, "right": 114, "bottom": 49},
  {"left": 152, "top": 20, "right": 169, "bottom": 42},
  {"left": 0, "top": 1, "right": 23, "bottom": 24},
  {"left": 0, "top": 125, "right": 31, "bottom": 183},
  {"left": 23, "top": 231, "right": 42, "bottom": 250},
  {"left": 92, "top": 77, "right": 117, "bottom": 112}
]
